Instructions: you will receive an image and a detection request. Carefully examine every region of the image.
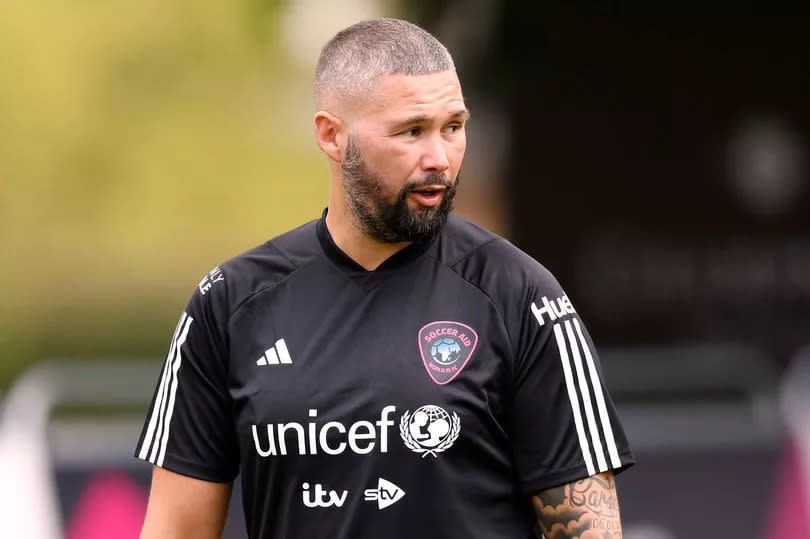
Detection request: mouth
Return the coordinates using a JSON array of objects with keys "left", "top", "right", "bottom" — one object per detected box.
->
[
  {"left": 408, "top": 185, "right": 447, "bottom": 207},
  {"left": 408, "top": 185, "right": 447, "bottom": 206}
]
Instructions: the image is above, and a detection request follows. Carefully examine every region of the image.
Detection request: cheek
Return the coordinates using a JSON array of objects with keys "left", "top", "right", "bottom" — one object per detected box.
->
[
  {"left": 370, "top": 143, "right": 419, "bottom": 178},
  {"left": 449, "top": 136, "right": 467, "bottom": 169}
]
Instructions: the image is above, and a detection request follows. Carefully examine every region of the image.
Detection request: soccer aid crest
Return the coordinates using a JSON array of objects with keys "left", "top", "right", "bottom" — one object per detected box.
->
[
  {"left": 399, "top": 405, "right": 461, "bottom": 458},
  {"left": 418, "top": 321, "right": 478, "bottom": 385}
]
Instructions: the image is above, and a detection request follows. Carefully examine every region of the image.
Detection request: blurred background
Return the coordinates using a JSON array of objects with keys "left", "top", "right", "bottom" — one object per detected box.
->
[{"left": 1, "top": 1, "right": 809, "bottom": 538}]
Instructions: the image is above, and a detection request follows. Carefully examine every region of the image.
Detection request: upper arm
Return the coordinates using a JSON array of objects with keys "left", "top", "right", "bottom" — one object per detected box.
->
[
  {"left": 503, "top": 254, "right": 634, "bottom": 492},
  {"left": 135, "top": 273, "right": 239, "bottom": 482},
  {"left": 140, "top": 466, "right": 232, "bottom": 539},
  {"left": 135, "top": 270, "right": 240, "bottom": 536},
  {"left": 532, "top": 471, "right": 623, "bottom": 539}
]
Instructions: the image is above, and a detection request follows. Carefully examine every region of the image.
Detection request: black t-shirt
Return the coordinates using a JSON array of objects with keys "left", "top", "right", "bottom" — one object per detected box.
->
[{"left": 135, "top": 212, "right": 634, "bottom": 538}]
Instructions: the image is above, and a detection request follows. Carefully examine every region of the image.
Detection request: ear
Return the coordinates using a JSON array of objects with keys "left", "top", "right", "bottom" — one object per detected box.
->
[{"left": 314, "top": 111, "right": 346, "bottom": 162}]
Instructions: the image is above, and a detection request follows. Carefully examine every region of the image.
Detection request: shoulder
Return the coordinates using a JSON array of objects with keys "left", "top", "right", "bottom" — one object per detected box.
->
[
  {"left": 189, "top": 219, "right": 322, "bottom": 318},
  {"left": 435, "top": 215, "right": 562, "bottom": 299}
]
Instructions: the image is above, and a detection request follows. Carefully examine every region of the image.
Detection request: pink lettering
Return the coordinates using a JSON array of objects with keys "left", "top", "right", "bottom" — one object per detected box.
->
[
  {"left": 428, "top": 363, "right": 459, "bottom": 374},
  {"left": 423, "top": 326, "right": 469, "bottom": 345}
]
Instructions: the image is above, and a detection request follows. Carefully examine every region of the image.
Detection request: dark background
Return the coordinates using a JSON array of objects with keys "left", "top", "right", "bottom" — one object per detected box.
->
[{"left": 410, "top": 6, "right": 810, "bottom": 366}]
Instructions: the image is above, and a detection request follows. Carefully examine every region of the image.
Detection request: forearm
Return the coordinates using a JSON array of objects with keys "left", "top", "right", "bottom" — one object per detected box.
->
[{"left": 532, "top": 471, "right": 623, "bottom": 539}]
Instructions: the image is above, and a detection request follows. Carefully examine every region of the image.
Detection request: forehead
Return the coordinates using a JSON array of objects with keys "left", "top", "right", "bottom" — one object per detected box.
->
[{"left": 361, "top": 71, "right": 466, "bottom": 121}]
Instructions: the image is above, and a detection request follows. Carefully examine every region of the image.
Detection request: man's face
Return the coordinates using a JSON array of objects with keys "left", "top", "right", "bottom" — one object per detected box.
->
[{"left": 341, "top": 70, "right": 468, "bottom": 243}]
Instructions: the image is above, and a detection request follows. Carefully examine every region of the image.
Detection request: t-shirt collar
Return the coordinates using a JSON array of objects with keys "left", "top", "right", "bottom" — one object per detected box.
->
[{"left": 316, "top": 208, "right": 436, "bottom": 277}]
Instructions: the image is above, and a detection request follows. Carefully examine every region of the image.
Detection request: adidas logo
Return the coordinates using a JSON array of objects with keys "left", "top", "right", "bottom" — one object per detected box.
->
[{"left": 256, "top": 339, "right": 293, "bottom": 366}]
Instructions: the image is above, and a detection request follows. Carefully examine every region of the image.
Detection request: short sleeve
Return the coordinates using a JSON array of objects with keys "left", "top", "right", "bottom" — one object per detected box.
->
[
  {"left": 510, "top": 268, "right": 634, "bottom": 493},
  {"left": 135, "top": 269, "right": 238, "bottom": 482}
]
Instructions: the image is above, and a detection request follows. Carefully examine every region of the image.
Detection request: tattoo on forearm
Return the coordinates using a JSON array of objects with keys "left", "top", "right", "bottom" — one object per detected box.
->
[{"left": 532, "top": 474, "right": 622, "bottom": 539}]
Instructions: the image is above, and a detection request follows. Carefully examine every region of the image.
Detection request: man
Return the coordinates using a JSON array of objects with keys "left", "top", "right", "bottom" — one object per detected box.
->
[{"left": 136, "top": 18, "right": 634, "bottom": 539}]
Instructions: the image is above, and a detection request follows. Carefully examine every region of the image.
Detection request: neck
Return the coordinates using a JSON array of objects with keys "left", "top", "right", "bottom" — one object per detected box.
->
[{"left": 324, "top": 199, "right": 411, "bottom": 271}]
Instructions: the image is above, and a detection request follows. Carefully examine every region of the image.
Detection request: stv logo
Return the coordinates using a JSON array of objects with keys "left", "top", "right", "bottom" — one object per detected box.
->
[{"left": 364, "top": 478, "right": 405, "bottom": 510}]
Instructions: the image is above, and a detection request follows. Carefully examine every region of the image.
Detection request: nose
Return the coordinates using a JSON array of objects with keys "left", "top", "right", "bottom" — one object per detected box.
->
[{"left": 420, "top": 135, "right": 450, "bottom": 174}]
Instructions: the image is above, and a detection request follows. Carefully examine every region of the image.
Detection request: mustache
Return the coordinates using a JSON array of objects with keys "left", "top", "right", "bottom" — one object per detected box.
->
[{"left": 403, "top": 174, "right": 454, "bottom": 192}]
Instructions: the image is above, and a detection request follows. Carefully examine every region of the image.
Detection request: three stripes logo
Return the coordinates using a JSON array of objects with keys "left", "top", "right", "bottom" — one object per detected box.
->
[
  {"left": 138, "top": 312, "right": 193, "bottom": 467},
  {"left": 257, "top": 339, "right": 293, "bottom": 366},
  {"left": 530, "top": 299, "right": 622, "bottom": 476}
]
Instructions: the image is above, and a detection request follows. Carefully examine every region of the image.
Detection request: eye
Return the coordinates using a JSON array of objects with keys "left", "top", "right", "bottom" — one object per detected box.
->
[
  {"left": 444, "top": 123, "right": 463, "bottom": 134},
  {"left": 401, "top": 126, "right": 422, "bottom": 137}
]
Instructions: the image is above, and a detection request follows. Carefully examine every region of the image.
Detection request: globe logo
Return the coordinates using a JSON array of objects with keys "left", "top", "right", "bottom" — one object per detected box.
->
[
  {"left": 430, "top": 337, "right": 462, "bottom": 365},
  {"left": 399, "top": 404, "right": 461, "bottom": 458},
  {"left": 407, "top": 405, "right": 452, "bottom": 448}
]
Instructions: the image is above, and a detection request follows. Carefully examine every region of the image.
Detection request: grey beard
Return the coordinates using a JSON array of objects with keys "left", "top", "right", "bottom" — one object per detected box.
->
[{"left": 341, "top": 139, "right": 457, "bottom": 244}]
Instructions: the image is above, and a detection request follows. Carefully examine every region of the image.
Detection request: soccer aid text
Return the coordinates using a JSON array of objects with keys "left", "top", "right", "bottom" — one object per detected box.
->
[
  {"left": 422, "top": 327, "right": 473, "bottom": 347},
  {"left": 251, "top": 406, "right": 397, "bottom": 456}
]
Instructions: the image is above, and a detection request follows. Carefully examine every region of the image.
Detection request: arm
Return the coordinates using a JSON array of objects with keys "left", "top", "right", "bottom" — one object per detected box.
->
[
  {"left": 532, "top": 471, "right": 623, "bottom": 539},
  {"left": 140, "top": 466, "right": 232, "bottom": 539},
  {"left": 136, "top": 280, "right": 240, "bottom": 538}
]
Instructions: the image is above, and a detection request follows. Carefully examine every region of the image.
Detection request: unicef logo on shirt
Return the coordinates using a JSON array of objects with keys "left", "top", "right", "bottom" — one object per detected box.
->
[
  {"left": 399, "top": 404, "right": 460, "bottom": 458},
  {"left": 418, "top": 321, "right": 479, "bottom": 385}
]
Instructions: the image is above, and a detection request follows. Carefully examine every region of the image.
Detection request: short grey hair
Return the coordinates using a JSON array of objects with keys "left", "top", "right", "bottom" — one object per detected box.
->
[{"left": 314, "top": 18, "right": 455, "bottom": 108}]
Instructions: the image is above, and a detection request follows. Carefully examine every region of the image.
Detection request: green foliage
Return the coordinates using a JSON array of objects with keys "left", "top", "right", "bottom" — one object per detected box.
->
[{"left": 0, "top": 0, "right": 328, "bottom": 385}]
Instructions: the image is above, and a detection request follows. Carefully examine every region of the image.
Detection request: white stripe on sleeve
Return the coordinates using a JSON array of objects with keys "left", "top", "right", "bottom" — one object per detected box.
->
[
  {"left": 157, "top": 315, "right": 193, "bottom": 467},
  {"left": 553, "top": 323, "right": 595, "bottom": 476},
  {"left": 565, "top": 320, "right": 607, "bottom": 472},
  {"left": 574, "top": 318, "right": 622, "bottom": 468},
  {"left": 138, "top": 312, "right": 186, "bottom": 461},
  {"left": 149, "top": 313, "right": 189, "bottom": 463}
]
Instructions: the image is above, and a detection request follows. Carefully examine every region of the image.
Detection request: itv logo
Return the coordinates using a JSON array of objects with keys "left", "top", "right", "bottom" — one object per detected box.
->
[{"left": 301, "top": 482, "right": 347, "bottom": 508}]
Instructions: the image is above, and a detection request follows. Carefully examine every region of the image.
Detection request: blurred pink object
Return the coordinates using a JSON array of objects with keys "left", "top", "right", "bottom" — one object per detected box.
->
[
  {"left": 65, "top": 471, "right": 147, "bottom": 539},
  {"left": 766, "top": 440, "right": 810, "bottom": 539}
]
